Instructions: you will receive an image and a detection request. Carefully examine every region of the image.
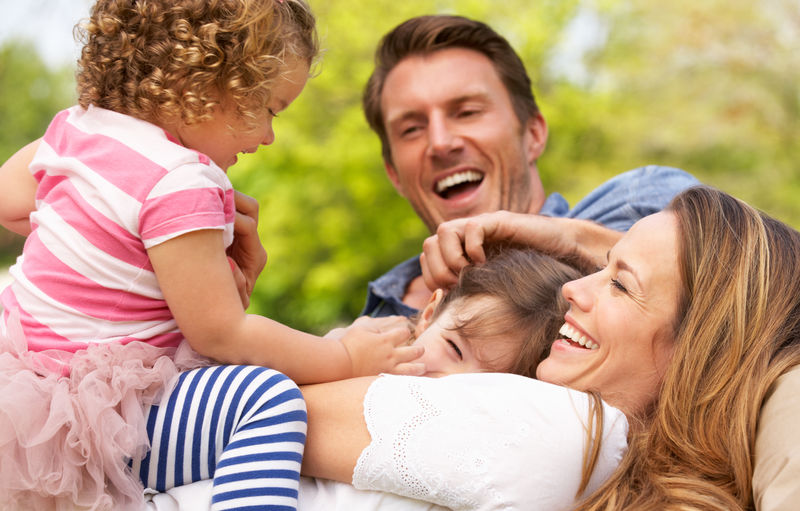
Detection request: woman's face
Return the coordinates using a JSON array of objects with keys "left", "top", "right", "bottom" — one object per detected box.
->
[{"left": 536, "top": 211, "right": 682, "bottom": 414}]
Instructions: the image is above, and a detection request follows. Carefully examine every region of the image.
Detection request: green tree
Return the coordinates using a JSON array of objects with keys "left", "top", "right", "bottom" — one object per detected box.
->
[
  {"left": 0, "top": 41, "right": 75, "bottom": 265},
  {"left": 554, "top": 0, "right": 800, "bottom": 225}
]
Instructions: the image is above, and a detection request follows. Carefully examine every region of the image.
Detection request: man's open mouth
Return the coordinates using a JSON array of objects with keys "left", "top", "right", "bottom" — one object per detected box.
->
[{"left": 435, "top": 170, "right": 484, "bottom": 199}]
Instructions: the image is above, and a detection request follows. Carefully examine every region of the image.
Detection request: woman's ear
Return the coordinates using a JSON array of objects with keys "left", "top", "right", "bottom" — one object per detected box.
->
[{"left": 416, "top": 289, "right": 445, "bottom": 334}]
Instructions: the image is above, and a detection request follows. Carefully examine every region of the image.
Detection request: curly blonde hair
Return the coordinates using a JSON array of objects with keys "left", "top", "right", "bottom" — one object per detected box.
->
[{"left": 75, "top": 0, "right": 318, "bottom": 128}]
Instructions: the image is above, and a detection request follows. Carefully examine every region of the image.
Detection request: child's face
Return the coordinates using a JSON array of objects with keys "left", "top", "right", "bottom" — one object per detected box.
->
[
  {"left": 176, "top": 59, "right": 310, "bottom": 170},
  {"left": 413, "top": 294, "right": 516, "bottom": 377}
]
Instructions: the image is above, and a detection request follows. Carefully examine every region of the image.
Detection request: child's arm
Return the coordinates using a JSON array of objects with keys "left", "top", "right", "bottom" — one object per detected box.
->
[
  {"left": 148, "top": 229, "right": 424, "bottom": 384},
  {"left": 0, "top": 139, "right": 41, "bottom": 235}
]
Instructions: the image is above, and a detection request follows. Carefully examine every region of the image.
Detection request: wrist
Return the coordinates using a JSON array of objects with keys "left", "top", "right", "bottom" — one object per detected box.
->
[
  {"left": 569, "top": 218, "right": 622, "bottom": 271},
  {"left": 334, "top": 338, "right": 356, "bottom": 379}
]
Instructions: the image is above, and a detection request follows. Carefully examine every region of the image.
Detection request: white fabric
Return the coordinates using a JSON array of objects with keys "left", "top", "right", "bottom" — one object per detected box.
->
[
  {"left": 147, "top": 373, "right": 627, "bottom": 511},
  {"left": 145, "top": 477, "right": 447, "bottom": 511},
  {"left": 353, "top": 373, "right": 628, "bottom": 511}
]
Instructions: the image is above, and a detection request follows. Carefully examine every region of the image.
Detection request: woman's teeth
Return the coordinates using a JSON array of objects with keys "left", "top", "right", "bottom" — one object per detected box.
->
[{"left": 559, "top": 323, "right": 599, "bottom": 350}]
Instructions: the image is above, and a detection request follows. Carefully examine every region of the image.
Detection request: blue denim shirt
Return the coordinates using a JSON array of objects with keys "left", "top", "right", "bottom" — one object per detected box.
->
[{"left": 361, "top": 165, "right": 700, "bottom": 318}]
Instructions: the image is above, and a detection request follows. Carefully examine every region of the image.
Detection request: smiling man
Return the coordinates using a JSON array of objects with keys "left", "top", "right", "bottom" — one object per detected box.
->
[{"left": 360, "top": 15, "right": 699, "bottom": 317}]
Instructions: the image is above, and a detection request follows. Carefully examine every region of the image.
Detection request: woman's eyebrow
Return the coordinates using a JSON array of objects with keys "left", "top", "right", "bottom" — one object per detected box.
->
[{"left": 616, "top": 258, "right": 643, "bottom": 289}]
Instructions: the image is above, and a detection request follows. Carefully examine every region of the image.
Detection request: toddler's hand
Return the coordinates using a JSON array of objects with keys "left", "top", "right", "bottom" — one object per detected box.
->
[{"left": 339, "top": 316, "right": 425, "bottom": 377}]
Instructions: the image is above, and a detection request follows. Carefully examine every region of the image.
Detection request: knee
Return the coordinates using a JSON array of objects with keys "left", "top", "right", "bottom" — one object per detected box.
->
[{"left": 249, "top": 367, "right": 307, "bottom": 418}]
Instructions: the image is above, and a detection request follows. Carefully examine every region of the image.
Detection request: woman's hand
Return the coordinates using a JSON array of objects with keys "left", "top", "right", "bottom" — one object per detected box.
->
[{"left": 336, "top": 316, "right": 425, "bottom": 377}]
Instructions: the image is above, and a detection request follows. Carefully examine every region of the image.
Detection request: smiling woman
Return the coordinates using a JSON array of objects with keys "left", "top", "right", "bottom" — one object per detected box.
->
[{"left": 536, "top": 210, "right": 681, "bottom": 415}]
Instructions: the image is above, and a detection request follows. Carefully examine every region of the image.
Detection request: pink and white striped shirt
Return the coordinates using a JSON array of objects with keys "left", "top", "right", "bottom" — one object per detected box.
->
[{"left": 1, "top": 105, "right": 236, "bottom": 353}]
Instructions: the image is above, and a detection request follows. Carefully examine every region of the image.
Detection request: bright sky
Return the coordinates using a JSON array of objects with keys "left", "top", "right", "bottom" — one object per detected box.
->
[{"left": 0, "top": 0, "right": 92, "bottom": 68}]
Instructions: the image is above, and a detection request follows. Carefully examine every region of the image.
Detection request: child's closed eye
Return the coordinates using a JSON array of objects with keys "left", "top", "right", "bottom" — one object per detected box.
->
[{"left": 446, "top": 339, "right": 463, "bottom": 359}]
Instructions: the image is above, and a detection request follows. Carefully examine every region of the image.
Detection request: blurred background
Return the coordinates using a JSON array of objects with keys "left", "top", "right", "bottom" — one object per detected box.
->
[{"left": 1, "top": 0, "right": 798, "bottom": 333}]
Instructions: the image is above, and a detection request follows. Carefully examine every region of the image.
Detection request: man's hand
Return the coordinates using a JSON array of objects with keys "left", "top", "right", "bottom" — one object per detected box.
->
[
  {"left": 226, "top": 191, "right": 267, "bottom": 307},
  {"left": 336, "top": 316, "right": 425, "bottom": 377},
  {"left": 420, "top": 211, "right": 621, "bottom": 291}
]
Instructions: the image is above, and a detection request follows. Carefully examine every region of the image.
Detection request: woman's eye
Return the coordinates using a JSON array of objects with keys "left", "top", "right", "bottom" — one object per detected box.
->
[
  {"left": 268, "top": 108, "right": 279, "bottom": 118},
  {"left": 611, "top": 278, "right": 627, "bottom": 293},
  {"left": 446, "top": 339, "right": 463, "bottom": 359}
]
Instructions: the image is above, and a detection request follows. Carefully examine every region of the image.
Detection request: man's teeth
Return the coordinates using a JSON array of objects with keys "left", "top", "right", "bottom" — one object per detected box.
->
[
  {"left": 559, "top": 323, "right": 599, "bottom": 350},
  {"left": 435, "top": 170, "right": 483, "bottom": 193}
]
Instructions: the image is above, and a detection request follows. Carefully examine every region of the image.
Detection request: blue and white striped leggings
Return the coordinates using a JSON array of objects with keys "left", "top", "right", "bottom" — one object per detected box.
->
[{"left": 131, "top": 365, "right": 307, "bottom": 511}]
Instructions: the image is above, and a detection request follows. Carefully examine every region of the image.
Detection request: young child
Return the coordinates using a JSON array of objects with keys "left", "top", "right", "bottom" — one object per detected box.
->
[
  {"left": 411, "top": 247, "right": 581, "bottom": 378},
  {"left": 0, "top": 1, "right": 419, "bottom": 510}
]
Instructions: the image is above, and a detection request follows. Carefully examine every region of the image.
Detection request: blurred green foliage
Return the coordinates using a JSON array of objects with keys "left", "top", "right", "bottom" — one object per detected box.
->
[
  {"left": 1, "top": 0, "right": 798, "bottom": 333},
  {"left": 0, "top": 41, "right": 75, "bottom": 265}
]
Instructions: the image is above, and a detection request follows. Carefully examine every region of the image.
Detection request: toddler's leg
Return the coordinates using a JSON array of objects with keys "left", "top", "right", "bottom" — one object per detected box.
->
[{"left": 133, "top": 365, "right": 307, "bottom": 511}]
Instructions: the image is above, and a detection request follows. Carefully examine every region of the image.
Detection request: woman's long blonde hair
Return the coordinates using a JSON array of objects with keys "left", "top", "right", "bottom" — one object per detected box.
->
[{"left": 575, "top": 186, "right": 800, "bottom": 510}]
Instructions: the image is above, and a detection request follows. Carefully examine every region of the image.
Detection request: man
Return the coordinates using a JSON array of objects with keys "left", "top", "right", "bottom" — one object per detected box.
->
[{"left": 360, "top": 14, "right": 698, "bottom": 317}]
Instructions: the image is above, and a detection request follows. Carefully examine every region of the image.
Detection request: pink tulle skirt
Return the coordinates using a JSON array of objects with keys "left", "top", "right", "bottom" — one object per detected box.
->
[{"left": 0, "top": 311, "right": 212, "bottom": 511}]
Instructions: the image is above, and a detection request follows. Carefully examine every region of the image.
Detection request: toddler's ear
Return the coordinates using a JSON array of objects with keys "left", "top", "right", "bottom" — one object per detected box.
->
[{"left": 416, "top": 289, "right": 445, "bottom": 333}]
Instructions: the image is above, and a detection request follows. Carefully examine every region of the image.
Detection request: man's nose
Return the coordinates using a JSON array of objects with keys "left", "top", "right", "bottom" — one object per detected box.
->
[{"left": 426, "top": 113, "right": 463, "bottom": 158}]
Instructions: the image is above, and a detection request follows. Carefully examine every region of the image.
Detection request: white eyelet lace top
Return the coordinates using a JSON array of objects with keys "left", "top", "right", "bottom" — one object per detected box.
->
[{"left": 352, "top": 373, "right": 628, "bottom": 511}]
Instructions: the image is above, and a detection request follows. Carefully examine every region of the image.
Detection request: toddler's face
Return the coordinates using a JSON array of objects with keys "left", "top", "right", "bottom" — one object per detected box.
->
[
  {"left": 413, "top": 295, "right": 516, "bottom": 377},
  {"left": 176, "top": 58, "right": 309, "bottom": 170}
]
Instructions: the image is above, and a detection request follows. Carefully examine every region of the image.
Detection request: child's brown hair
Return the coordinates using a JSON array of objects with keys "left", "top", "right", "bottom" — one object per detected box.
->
[
  {"left": 76, "top": 0, "right": 318, "bottom": 129},
  {"left": 427, "top": 247, "right": 582, "bottom": 377}
]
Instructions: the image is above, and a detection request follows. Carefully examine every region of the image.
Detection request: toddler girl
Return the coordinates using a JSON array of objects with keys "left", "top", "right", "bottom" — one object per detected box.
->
[
  {"left": 0, "top": 1, "right": 418, "bottom": 510},
  {"left": 411, "top": 247, "right": 581, "bottom": 378}
]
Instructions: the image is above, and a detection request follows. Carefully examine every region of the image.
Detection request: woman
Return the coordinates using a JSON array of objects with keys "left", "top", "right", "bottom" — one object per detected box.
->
[{"left": 299, "top": 186, "right": 800, "bottom": 510}]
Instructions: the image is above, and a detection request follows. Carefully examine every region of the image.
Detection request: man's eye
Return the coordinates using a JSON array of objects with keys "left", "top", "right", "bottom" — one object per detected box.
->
[
  {"left": 446, "top": 339, "right": 463, "bottom": 359},
  {"left": 268, "top": 108, "right": 279, "bottom": 118},
  {"left": 611, "top": 278, "right": 627, "bottom": 293},
  {"left": 456, "top": 109, "right": 479, "bottom": 118},
  {"left": 400, "top": 125, "right": 421, "bottom": 137}
]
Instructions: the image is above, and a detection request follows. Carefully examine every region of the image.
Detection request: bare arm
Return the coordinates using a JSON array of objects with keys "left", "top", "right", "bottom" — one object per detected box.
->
[
  {"left": 300, "top": 376, "right": 376, "bottom": 481},
  {"left": 0, "top": 139, "right": 41, "bottom": 235},
  {"left": 148, "top": 230, "right": 423, "bottom": 384},
  {"left": 420, "top": 211, "right": 622, "bottom": 290}
]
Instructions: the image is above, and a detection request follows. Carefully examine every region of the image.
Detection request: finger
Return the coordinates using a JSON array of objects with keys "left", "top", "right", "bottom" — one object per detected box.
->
[
  {"left": 234, "top": 190, "right": 259, "bottom": 222},
  {"left": 386, "top": 325, "right": 415, "bottom": 346},
  {"left": 438, "top": 227, "right": 470, "bottom": 270},
  {"left": 361, "top": 315, "right": 413, "bottom": 334},
  {"left": 462, "top": 219, "right": 488, "bottom": 265},
  {"left": 393, "top": 344, "right": 424, "bottom": 362},
  {"left": 421, "top": 235, "right": 459, "bottom": 290},
  {"left": 233, "top": 207, "right": 258, "bottom": 237},
  {"left": 390, "top": 362, "right": 426, "bottom": 376}
]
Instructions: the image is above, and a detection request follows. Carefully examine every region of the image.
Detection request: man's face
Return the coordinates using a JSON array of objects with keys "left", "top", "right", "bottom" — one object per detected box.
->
[{"left": 380, "top": 47, "right": 548, "bottom": 233}]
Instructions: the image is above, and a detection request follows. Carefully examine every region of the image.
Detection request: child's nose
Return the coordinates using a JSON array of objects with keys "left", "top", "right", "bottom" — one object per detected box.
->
[{"left": 262, "top": 125, "right": 275, "bottom": 146}]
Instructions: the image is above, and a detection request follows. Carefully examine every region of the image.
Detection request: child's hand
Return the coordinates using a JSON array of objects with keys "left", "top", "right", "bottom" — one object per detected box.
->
[
  {"left": 339, "top": 316, "right": 425, "bottom": 377},
  {"left": 227, "top": 191, "right": 267, "bottom": 300}
]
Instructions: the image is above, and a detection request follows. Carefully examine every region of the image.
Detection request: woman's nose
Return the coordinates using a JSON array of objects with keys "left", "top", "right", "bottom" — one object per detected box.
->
[{"left": 561, "top": 273, "right": 596, "bottom": 312}]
